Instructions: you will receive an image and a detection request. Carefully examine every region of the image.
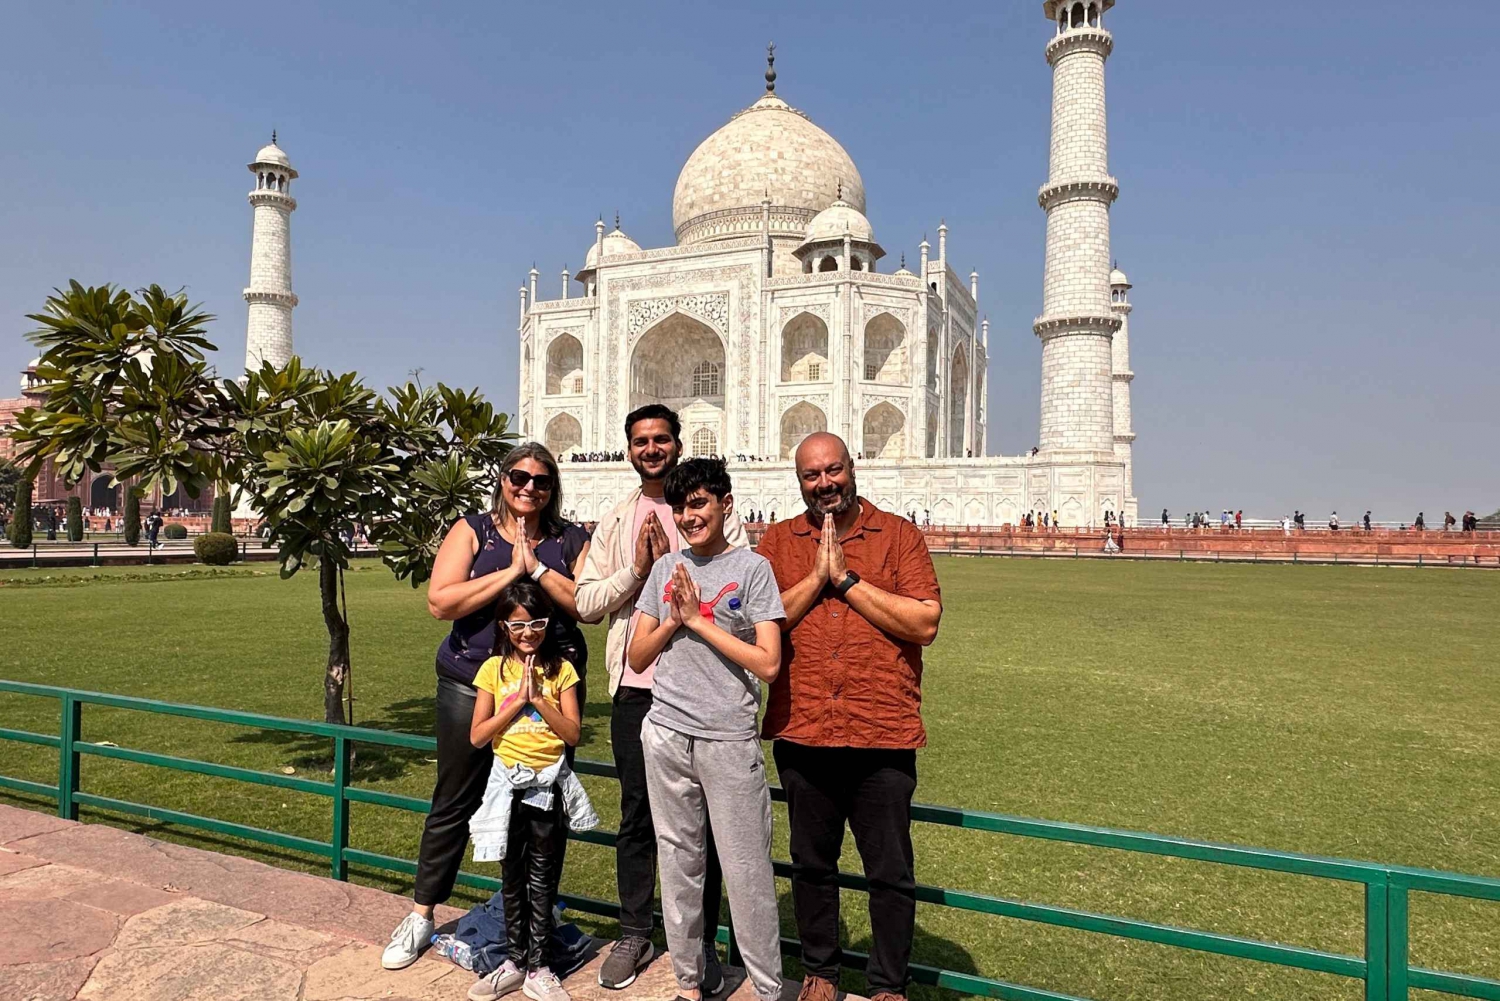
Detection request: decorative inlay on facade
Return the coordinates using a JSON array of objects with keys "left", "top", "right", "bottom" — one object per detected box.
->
[
  {"left": 861, "top": 394, "right": 908, "bottom": 417},
  {"left": 778, "top": 302, "right": 831, "bottom": 326},
  {"left": 777, "top": 393, "right": 831, "bottom": 418},
  {"left": 544, "top": 405, "right": 584, "bottom": 423},
  {"left": 628, "top": 292, "right": 731, "bottom": 343},
  {"left": 608, "top": 239, "right": 763, "bottom": 265},
  {"left": 860, "top": 303, "right": 910, "bottom": 327},
  {"left": 530, "top": 297, "right": 598, "bottom": 314},
  {"left": 544, "top": 326, "right": 584, "bottom": 348}
]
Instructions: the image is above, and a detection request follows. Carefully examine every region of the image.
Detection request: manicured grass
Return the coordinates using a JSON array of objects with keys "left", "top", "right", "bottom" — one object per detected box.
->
[{"left": 1, "top": 557, "right": 1497, "bottom": 1000}]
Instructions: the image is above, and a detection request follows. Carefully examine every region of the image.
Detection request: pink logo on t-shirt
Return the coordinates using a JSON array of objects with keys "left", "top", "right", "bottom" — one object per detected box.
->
[{"left": 664, "top": 580, "right": 739, "bottom": 620}]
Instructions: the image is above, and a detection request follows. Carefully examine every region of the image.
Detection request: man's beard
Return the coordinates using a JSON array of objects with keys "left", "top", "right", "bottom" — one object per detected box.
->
[
  {"left": 802, "top": 477, "right": 857, "bottom": 518},
  {"left": 632, "top": 451, "right": 678, "bottom": 482}
]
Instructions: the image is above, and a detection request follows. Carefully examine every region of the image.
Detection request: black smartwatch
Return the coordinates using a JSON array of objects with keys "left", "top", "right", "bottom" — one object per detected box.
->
[{"left": 833, "top": 570, "right": 860, "bottom": 598}]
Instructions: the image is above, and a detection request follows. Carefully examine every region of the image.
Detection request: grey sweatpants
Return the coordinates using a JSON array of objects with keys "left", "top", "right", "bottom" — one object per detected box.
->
[{"left": 640, "top": 717, "right": 782, "bottom": 1001}]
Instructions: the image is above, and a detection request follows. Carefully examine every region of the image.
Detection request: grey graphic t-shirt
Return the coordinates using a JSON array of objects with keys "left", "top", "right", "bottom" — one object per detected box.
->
[{"left": 640, "top": 545, "right": 786, "bottom": 741}]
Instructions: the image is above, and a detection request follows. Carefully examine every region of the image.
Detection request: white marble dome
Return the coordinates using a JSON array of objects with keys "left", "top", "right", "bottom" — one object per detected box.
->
[
  {"left": 802, "top": 197, "right": 874, "bottom": 245},
  {"left": 585, "top": 227, "right": 642, "bottom": 269},
  {"left": 672, "top": 93, "right": 865, "bottom": 245},
  {"left": 1110, "top": 267, "right": 1131, "bottom": 287},
  {"left": 253, "top": 143, "right": 291, "bottom": 167}
]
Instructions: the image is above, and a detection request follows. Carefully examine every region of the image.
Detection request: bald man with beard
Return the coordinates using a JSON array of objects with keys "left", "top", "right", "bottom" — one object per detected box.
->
[{"left": 755, "top": 433, "right": 943, "bottom": 1001}]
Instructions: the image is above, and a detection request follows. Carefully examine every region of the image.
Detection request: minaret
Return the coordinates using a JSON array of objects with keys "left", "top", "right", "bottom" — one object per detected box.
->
[
  {"left": 243, "top": 133, "right": 299, "bottom": 372},
  {"left": 1034, "top": 1, "right": 1120, "bottom": 455},
  {"left": 1110, "top": 264, "right": 1136, "bottom": 518}
]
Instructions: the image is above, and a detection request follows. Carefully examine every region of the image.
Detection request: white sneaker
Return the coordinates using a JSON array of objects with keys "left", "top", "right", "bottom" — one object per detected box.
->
[
  {"left": 381, "top": 911, "right": 435, "bottom": 970},
  {"left": 523, "top": 967, "right": 571, "bottom": 1001},
  {"left": 470, "top": 960, "right": 526, "bottom": 1000}
]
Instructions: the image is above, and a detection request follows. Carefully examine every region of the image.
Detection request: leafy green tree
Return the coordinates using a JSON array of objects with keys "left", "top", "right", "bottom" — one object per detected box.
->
[
  {"left": 15, "top": 282, "right": 516, "bottom": 724},
  {"left": 66, "top": 496, "right": 83, "bottom": 542},
  {"left": 0, "top": 459, "right": 19, "bottom": 517},
  {"left": 8, "top": 478, "right": 32, "bottom": 548},
  {"left": 123, "top": 490, "right": 141, "bottom": 545}
]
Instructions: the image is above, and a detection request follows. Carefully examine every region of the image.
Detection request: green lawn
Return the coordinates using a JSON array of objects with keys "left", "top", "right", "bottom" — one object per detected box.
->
[{"left": 1, "top": 558, "right": 1497, "bottom": 1001}]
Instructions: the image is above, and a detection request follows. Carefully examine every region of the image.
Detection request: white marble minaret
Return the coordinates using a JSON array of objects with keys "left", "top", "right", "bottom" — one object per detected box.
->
[
  {"left": 242, "top": 134, "right": 298, "bottom": 372},
  {"left": 1110, "top": 264, "right": 1136, "bottom": 522},
  {"left": 1035, "top": 1, "right": 1120, "bottom": 456}
]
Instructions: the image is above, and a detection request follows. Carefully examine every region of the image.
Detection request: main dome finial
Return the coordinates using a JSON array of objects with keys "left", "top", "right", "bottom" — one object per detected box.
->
[{"left": 765, "top": 42, "right": 776, "bottom": 93}]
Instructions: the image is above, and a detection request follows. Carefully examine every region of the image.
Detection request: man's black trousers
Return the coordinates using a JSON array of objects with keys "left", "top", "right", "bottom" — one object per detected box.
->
[
  {"left": 773, "top": 741, "right": 918, "bottom": 995},
  {"left": 611, "top": 686, "right": 723, "bottom": 941}
]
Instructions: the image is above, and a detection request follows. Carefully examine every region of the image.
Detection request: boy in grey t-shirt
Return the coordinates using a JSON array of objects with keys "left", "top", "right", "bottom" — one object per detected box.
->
[{"left": 627, "top": 459, "right": 785, "bottom": 1001}]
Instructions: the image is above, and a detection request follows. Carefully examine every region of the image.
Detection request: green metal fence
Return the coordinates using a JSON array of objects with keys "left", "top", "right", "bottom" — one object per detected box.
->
[{"left": 1, "top": 679, "right": 1496, "bottom": 1001}]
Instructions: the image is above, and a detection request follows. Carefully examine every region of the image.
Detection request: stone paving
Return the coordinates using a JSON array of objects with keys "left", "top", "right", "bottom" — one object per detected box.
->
[{"left": 0, "top": 804, "right": 804, "bottom": 1001}]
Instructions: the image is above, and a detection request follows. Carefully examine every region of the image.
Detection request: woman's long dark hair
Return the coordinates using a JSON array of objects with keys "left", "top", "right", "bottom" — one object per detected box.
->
[
  {"left": 492, "top": 441, "right": 567, "bottom": 539},
  {"left": 493, "top": 578, "right": 565, "bottom": 679}
]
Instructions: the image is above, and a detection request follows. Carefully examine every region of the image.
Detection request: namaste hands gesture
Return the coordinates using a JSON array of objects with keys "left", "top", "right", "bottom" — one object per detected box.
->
[
  {"left": 509, "top": 519, "right": 540, "bottom": 575},
  {"left": 817, "top": 512, "right": 848, "bottom": 586},
  {"left": 633, "top": 511, "right": 673, "bottom": 580},
  {"left": 667, "top": 562, "right": 703, "bottom": 629},
  {"left": 519, "top": 653, "right": 537, "bottom": 705}
]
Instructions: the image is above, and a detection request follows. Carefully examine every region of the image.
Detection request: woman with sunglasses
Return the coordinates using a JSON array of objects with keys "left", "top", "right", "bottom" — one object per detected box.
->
[{"left": 383, "top": 442, "right": 592, "bottom": 972}]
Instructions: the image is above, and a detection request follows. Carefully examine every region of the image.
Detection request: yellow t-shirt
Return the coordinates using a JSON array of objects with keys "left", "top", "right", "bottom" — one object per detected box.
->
[{"left": 472, "top": 656, "right": 580, "bottom": 769}]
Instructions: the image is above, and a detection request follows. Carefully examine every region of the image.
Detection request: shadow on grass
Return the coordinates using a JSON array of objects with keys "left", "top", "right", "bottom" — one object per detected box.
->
[
  {"left": 773, "top": 886, "right": 983, "bottom": 1001},
  {"left": 228, "top": 695, "right": 437, "bottom": 781}
]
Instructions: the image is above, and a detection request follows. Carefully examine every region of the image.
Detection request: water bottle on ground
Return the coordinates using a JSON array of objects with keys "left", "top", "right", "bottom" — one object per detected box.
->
[{"left": 430, "top": 933, "right": 476, "bottom": 971}]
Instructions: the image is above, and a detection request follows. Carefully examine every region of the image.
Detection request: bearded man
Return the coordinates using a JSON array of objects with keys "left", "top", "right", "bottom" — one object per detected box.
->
[
  {"left": 575, "top": 404, "right": 745, "bottom": 992},
  {"left": 755, "top": 432, "right": 943, "bottom": 1001}
]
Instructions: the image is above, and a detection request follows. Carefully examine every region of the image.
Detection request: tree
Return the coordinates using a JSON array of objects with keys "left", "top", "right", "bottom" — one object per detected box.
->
[
  {"left": 8, "top": 478, "right": 32, "bottom": 548},
  {"left": 14, "top": 282, "right": 516, "bottom": 724},
  {"left": 66, "top": 496, "right": 83, "bottom": 542},
  {"left": 211, "top": 493, "right": 232, "bottom": 534},
  {"left": 123, "top": 490, "right": 141, "bottom": 545},
  {"left": 0, "top": 459, "right": 19, "bottom": 517}
]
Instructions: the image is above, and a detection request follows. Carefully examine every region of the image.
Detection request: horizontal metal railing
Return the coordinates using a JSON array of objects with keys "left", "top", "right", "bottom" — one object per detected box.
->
[{"left": 1, "top": 679, "right": 1497, "bottom": 1000}]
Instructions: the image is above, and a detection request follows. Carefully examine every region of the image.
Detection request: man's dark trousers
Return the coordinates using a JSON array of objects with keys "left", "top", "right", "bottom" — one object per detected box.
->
[
  {"left": 611, "top": 686, "right": 723, "bottom": 940},
  {"left": 774, "top": 741, "right": 918, "bottom": 995}
]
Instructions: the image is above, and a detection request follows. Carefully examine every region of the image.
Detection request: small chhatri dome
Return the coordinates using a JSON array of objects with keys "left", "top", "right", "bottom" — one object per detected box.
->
[
  {"left": 253, "top": 131, "right": 291, "bottom": 168},
  {"left": 584, "top": 220, "right": 642, "bottom": 269},
  {"left": 893, "top": 253, "right": 913, "bottom": 277},
  {"left": 672, "top": 50, "right": 865, "bottom": 247},
  {"left": 1110, "top": 265, "right": 1131, "bottom": 287},
  {"left": 802, "top": 193, "right": 875, "bottom": 245}
]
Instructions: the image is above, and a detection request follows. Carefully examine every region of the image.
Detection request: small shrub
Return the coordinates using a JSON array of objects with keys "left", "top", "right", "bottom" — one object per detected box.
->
[
  {"left": 9, "top": 479, "right": 32, "bottom": 548},
  {"left": 123, "top": 491, "right": 140, "bottom": 546},
  {"left": 193, "top": 532, "right": 238, "bottom": 565},
  {"left": 66, "top": 496, "right": 84, "bottom": 542},
  {"left": 163, "top": 523, "right": 188, "bottom": 540}
]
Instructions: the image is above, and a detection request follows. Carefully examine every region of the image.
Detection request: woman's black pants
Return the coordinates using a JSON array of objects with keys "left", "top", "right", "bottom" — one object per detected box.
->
[{"left": 503, "top": 791, "right": 568, "bottom": 970}]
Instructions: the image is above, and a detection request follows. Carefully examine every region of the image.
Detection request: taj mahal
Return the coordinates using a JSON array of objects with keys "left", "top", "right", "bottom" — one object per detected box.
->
[{"left": 239, "top": 1, "right": 1139, "bottom": 528}]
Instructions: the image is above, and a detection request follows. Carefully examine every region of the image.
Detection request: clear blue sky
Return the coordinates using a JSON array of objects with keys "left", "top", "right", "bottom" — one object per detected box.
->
[{"left": 2, "top": 1, "right": 1495, "bottom": 519}]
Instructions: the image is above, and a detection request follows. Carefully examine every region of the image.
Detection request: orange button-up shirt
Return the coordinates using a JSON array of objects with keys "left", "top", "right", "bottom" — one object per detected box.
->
[{"left": 757, "top": 500, "right": 941, "bottom": 749}]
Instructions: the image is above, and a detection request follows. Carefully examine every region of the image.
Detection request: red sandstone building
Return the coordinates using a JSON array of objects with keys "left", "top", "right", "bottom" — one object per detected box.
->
[{"left": 0, "top": 361, "right": 216, "bottom": 520}]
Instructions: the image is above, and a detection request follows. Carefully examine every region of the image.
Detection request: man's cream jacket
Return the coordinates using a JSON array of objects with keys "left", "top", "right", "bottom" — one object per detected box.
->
[{"left": 574, "top": 486, "right": 748, "bottom": 696}]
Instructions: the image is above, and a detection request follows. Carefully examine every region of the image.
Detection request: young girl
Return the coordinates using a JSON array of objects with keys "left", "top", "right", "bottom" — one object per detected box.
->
[{"left": 466, "top": 579, "right": 597, "bottom": 1001}]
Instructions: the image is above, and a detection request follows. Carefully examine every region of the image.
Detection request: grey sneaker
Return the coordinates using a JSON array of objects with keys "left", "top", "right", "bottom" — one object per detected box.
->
[
  {"left": 381, "top": 911, "right": 435, "bottom": 970},
  {"left": 523, "top": 967, "right": 571, "bottom": 1001},
  {"left": 470, "top": 960, "right": 525, "bottom": 1000},
  {"left": 597, "top": 935, "right": 654, "bottom": 989},
  {"left": 702, "top": 941, "right": 725, "bottom": 996}
]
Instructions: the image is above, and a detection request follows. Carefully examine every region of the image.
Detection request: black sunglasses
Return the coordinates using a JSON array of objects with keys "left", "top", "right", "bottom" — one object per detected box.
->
[{"left": 505, "top": 469, "right": 555, "bottom": 492}]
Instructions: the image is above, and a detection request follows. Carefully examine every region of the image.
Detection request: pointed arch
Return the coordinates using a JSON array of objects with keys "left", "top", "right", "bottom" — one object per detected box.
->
[
  {"left": 780, "top": 401, "right": 827, "bottom": 459},
  {"left": 544, "top": 413, "right": 582, "bottom": 457},
  {"left": 863, "top": 312, "right": 907, "bottom": 383},
  {"left": 781, "top": 312, "right": 830, "bottom": 383},
  {"left": 862, "top": 402, "right": 905, "bottom": 459},
  {"left": 949, "top": 344, "right": 969, "bottom": 457},
  {"left": 545, "top": 333, "right": 584, "bottom": 395}
]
